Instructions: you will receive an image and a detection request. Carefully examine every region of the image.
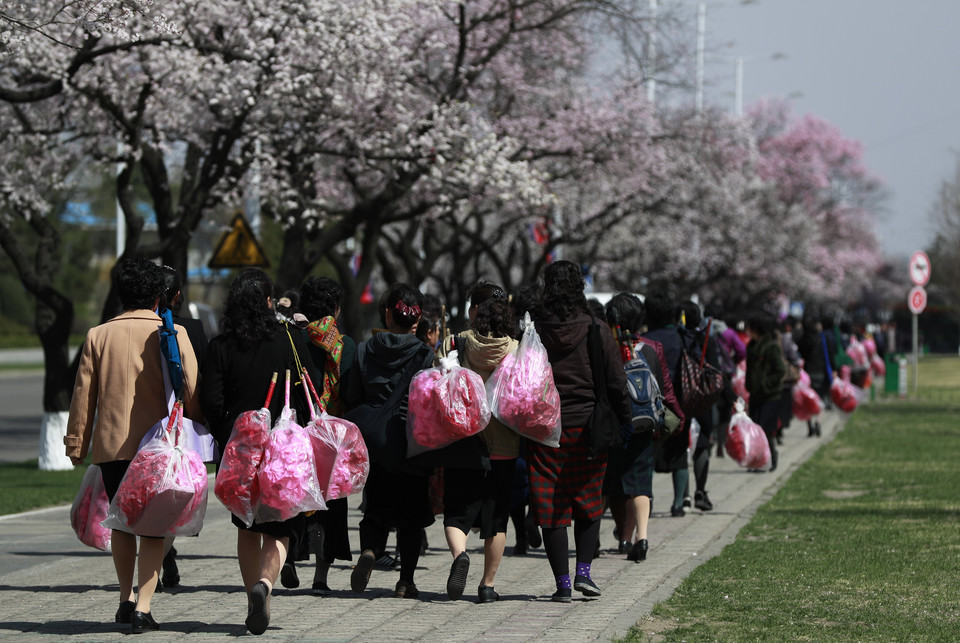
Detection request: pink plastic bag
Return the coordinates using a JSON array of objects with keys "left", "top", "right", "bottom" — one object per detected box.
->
[
  {"left": 70, "top": 465, "right": 111, "bottom": 551},
  {"left": 215, "top": 374, "right": 278, "bottom": 527},
  {"left": 102, "top": 401, "right": 209, "bottom": 537},
  {"left": 731, "top": 361, "right": 749, "bottom": 405},
  {"left": 255, "top": 372, "right": 326, "bottom": 524},
  {"left": 306, "top": 413, "right": 369, "bottom": 500},
  {"left": 870, "top": 354, "right": 886, "bottom": 377},
  {"left": 830, "top": 377, "right": 859, "bottom": 413},
  {"left": 407, "top": 351, "right": 491, "bottom": 457},
  {"left": 846, "top": 338, "right": 869, "bottom": 368},
  {"left": 300, "top": 367, "right": 369, "bottom": 500},
  {"left": 792, "top": 382, "right": 824, "bottom": 421},
  {"left": 725, "top": 404, "right": 771, "bottom": 470},
  {"left": 485, "top": 313, "right": 561, "bottom": 447}
]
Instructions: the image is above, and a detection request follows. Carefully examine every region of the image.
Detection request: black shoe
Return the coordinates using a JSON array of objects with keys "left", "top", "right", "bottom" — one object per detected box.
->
[
  {"left": 311, "top": 581, "right": 331, "bottom": 597},
  {"left": 670, "top": 505, "right": 685, "bottom": 517},
  {"left": 131, "top": 611, "right": 159, "bottom": 634},
  {"left": 161, "top": 546, "right": 180, "bottom": 588},
  {"left": 351, "top": 550, "right": 376, "bottom": 593},
  {"left": 682, "top": 496, "right": 692, "bottom": 509},
  {"left": 716, "top": 446, "right": 724, "bottom": 458},
  {"left": 115, "top": 601, "right": 136, "bottom": 624},
  {"left": 374, "top": 552, "right": 400, "bottom": 570},
  {"left": 525, "top": 514, "right": 542, "bottom": 549},
  {"left": 513, "top": 542, "right": 528, "bottom": 556},
  {"left": 280, "top": 561, "right": 300, "bottom": 589},
  {"left": 551, "top": 588, "right": 572, "bottom": 603},
  {"left": 477, "top": 585, "right": 500, "bottom": 603},
  {"left": 627, "top": 539, "right": 648, "bottom": 562},
  {"left": 574, "top": 574, "right": 601, "bottom": 597},
  {"left": 618, "top": 540, "right": 630, "bottom": 555},
  {"left": 694, "top": 490, "right": 714, "bottom": 512},
  {"left": 245, "top": 581, "right": 270, "bottom": 635},
  {"left": 395, "top": 579, "right": 419, "bottom": 599},
  {"left": 447, "top": 552, "right": 470, "bottom": 600},
  {"left": 814, "top": 421, "right": 822, "bottom": 437}
]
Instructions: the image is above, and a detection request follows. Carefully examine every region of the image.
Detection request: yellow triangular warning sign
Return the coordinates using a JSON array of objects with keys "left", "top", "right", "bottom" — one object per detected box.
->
[{"left": 208, "top": 213, "right": 270, "bottom": 269}]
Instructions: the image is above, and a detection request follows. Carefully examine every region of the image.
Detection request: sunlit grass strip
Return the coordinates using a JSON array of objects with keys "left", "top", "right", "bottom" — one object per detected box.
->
[{"left": 628, "top": 397, "right": 960, "bottom": 642}]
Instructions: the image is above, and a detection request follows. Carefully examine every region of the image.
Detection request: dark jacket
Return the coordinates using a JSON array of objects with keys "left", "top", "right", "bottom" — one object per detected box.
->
[
  {"left": 535, "top": 312, "right": 630, "bottom": 429},
  {"left": 745, "top": 334, "right": 786, "bottom": 407},
  {"left": 343, "top": 332, "right": 434, "bottom": 411},
  {"left": 200, "top": 324, "right": 318, "bottom": 454}
]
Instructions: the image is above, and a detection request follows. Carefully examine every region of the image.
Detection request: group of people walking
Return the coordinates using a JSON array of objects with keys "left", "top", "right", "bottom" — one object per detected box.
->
[{"left": 64, "top": 257, "right": 850, "bottom": 635}]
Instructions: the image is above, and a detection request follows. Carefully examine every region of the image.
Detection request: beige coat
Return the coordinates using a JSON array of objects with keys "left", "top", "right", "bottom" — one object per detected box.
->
[
  {"left": 64, "top": 309, "right": 202, "bottom": 464},
  {"left": 458, "top": 330, "right": 521, "bottom": 459}
]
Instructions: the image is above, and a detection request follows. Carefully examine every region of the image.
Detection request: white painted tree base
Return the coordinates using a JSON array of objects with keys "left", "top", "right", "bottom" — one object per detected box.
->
[{"left": 39, "top": 411, "right": 74, "bottom": 470}]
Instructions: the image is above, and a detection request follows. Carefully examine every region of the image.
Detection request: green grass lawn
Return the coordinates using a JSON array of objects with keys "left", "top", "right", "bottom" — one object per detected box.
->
[
  {"left": 0, "top": 459, "right": 89, "bottom": 515},
  {"left": 627, "top": 356, "right": 960, "bottom": 641}
]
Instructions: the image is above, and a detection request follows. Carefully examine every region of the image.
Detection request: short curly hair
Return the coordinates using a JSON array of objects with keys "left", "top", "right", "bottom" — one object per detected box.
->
[
  {"left": 300, "top": 276, "right": 343, "bottom": 321},
  {"left": 116, "top": 257, "right": 165, "bottom": 311}
]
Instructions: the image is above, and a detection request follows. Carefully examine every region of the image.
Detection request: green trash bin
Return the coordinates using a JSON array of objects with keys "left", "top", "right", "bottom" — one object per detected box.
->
[{"left": 884, "top": 354, "right": 899, "bottom": 394}]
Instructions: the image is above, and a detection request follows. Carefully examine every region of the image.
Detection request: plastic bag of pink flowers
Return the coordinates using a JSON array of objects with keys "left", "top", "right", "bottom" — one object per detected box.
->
[
  {"left": 305, "top": 412, "right": 369, "bottom": 501},
  {"left": 255, "top": 372, "right": 326, "bottom": 524},
  {"left": 406, "top": 351, "right": 491, "bottom": 457},
  {"left": 725, "top": 400, "right": 771, "bottom": 470},
  {"left": 485, "top": 313, "right": 561, "bottom": 448},
  {"left": 70, "top": 465, "right": 112, "bottom": 551},
  {"left": 215, "top": 406, "right": 271, "bottom": 527},
  {"left": 103, "top": 401, "right": 208, "bottom": 537},
  {"left": 792, "top": 380, "right": 824, "bottom": 421}
]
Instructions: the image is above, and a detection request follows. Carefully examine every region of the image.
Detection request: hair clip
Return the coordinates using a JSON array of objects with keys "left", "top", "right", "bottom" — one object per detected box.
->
[{"left": 395, "top": 300, "right": 421, "bottom": 319}]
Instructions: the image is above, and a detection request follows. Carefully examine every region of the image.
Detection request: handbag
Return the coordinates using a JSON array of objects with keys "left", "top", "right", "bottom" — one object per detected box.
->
[
  {"left": 676, "top": 320, "right": 725, "bottom": 418},
  {"left": 586, "top": 318, "right": 623, "bottom": 459}
]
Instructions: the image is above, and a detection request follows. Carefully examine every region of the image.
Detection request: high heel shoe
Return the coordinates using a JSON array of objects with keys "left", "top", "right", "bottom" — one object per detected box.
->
[
  {"left": 131, "top": 610, "right": 159, "bottom": 634},
  {"left": 628, "top": 539, "right": 648, "bottom": 562}
]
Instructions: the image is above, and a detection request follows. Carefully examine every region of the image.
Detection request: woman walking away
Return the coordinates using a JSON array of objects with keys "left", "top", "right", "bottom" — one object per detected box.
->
[
  {"left": 442, "top": 281, "right": 520, "bottom": 603},
  {"left": 201, "top": 268, "right": 318, "bottom": 634},
  {"left": 603, "top": 293, "right": 684, "bottom": 562},
  {"left": 344, "top": 283, "right": 436, "bottom": 599},
  {"left": 527, "top": 261, "right": 631, "bottom": 602},
  {"left": 278, "top": 276, "right": 357, "bottom": 595},
  {"left": 745, "top": 311, "right": 786, "bottom": 472},
  {"left": 65, "top": 257, "right": 203, "bottom": 634}
]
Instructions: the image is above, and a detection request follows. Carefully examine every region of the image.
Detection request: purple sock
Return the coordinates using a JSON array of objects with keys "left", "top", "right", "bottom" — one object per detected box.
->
[
  {"left": 556, "top": 574, "right": 571, "bottom": 589},
  {"left": 576, "top": 562, "right": 591, "bottom": 579}
]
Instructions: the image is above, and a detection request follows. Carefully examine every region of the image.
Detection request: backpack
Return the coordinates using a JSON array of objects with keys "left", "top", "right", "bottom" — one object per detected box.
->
[{"left": 623, "top": 345, "right": 665, "bottom": 434}]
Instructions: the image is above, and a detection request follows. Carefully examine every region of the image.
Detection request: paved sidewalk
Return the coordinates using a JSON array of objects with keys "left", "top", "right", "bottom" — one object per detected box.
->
[{"left": 0, "top": 413, "right": 841, "bottom": 642}]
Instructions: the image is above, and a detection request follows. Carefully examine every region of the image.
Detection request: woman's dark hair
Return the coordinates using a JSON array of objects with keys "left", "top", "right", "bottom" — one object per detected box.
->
[
  {"left": 511, "top": 283, "right": 542, "bottom": 324},
  {"left": 605, "top": 292, "right": 645, "bottom": 334},
  {"left": 221, "top": 268, "right": 277, "bottom": 348},
  {"left": 747, "top": 310, "right": 778, "bottom": 337},
  {"left": 415, "top": 308, "right": 440, "bottom": 344},
  {"left": 541, "top": 260, "right": 588, "bottom": 321},
  {"left": 160, "top": 265, "right": 183, "bottom": 314},
  {"left": 471, "top": 284, "right": 513, "bottom": 337},
  {"left": 643, "top": 290, "right": 676, "bottom": 329},
  {"left": 300, "top": 276, "right": 343, "bottom": 321},
  {"left": 383, "top": 282, "right": 423, "bottom": 330},
  {"left": 116, "top": 257, "right": 165, "bottom": 311},
  {"left": 678, "top": 300, "right": 702, "bottom": 329},
  {"left": 468, "top": 279, "right": 507, "bottom": 310}
]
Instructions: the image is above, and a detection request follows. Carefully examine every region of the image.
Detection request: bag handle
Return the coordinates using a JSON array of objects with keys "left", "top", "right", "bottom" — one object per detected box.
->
[
  {"left": 587, "top": 318, "right": 607, "bottom": 399},
  {"left": 699, "top": 319, "right": 713, "bottom": 368}
]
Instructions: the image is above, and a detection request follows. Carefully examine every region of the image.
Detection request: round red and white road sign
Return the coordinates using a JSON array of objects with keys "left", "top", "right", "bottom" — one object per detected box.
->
[
  {"left": 909, "top": 251, "right": 931, "bottom": 286},
  {"left": 908, "top": 285, "right": 927, "bottom": 315}
]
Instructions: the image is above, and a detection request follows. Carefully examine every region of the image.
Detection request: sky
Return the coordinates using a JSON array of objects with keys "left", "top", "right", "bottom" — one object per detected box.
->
[{"left": 692, "top": 0, "right": 960, "bottom": 262}]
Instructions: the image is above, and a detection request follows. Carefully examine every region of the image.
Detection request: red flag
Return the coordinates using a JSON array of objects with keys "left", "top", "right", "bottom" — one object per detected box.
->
[{"left": 360, "top": 282, "right": 374, "bottom": 305}]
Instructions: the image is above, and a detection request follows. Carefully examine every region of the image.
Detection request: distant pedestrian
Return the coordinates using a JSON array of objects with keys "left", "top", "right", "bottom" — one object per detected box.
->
[{"left": 745, "top": 311, "right": 786, "bottom": 472}]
